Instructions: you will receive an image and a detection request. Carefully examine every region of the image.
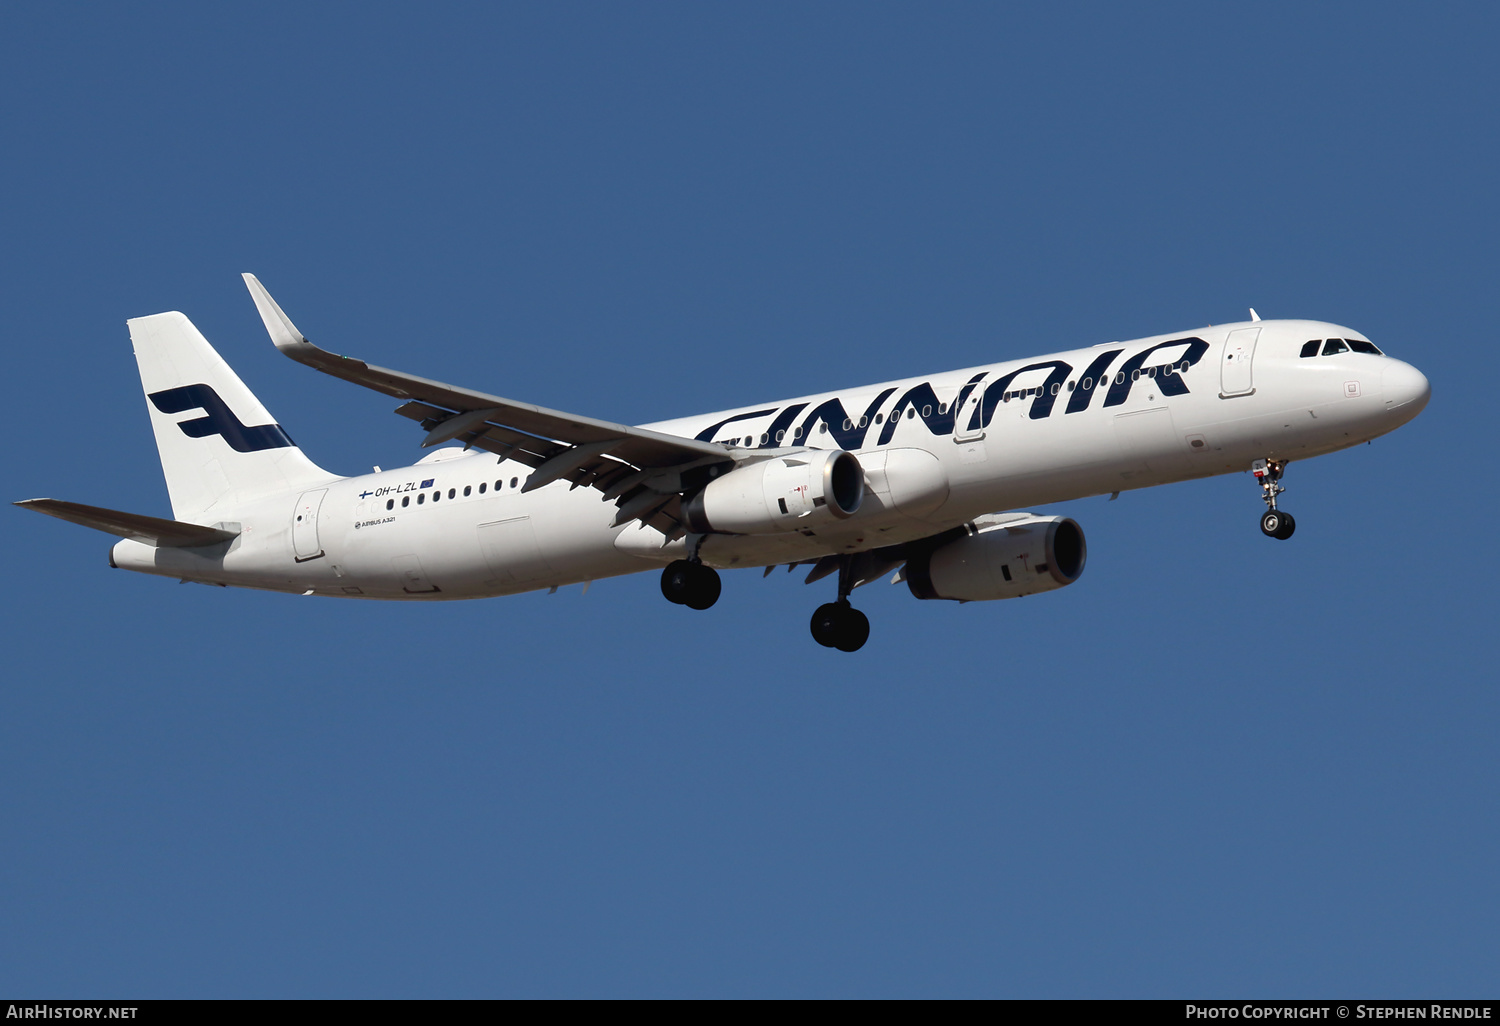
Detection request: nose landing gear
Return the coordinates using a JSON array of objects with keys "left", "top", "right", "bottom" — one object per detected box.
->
[
  {"left": 661, "top": 559, "right": 721, "bottom": 609},
  {"left": 1253, "top": 459, "right": 1295, "bottom": 540},
  {"left": 808, "top": 556, "right": 870, "bottom": 652}
]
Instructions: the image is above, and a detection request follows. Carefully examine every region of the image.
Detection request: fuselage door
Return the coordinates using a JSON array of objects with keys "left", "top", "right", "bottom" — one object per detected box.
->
[
  {"left": 292, "top": 488, "right": 327, "bottom": 562},
  {"left": 953, "top": 386, "right": 986, "bottom": 442},
  {"left": 1220, "top": 328, "right": 1260, "bottom": 397}
]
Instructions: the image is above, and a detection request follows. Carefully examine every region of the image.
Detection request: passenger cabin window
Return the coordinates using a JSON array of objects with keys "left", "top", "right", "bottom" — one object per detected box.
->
[
  {"left": 418, "top": 493, "right": 425, "bottom": 504},
  {"left": 402, "top": 496, "right": 410, "bottom": 507},
  {"left": 1300, "top": 340, "right": 1321, "bottom": 358},
  {"left": 463, "top": 485, "right": 471, "bottom": 496},
  {"left": 1347, "top": 338, "right": 1383, "bottom": 355},
  {"left": 448, "top": 488, "right": 456, "bottom": 499},
  {"left": 1322, "top": 338, "right": 1350, "bottom": 355},
  {"left": 510, "top": 477, "right": 518, "bottom": 488},
  {"left": 479, "top": 483, "right": 486, "bottom": 493},
  {"left": 386, "top": 499, "right": 394, "bottom": 510}
]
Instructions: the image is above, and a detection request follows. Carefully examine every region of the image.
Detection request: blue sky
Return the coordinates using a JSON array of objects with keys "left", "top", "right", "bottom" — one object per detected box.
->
[{"left": 2, "top": 2, "right": 1497, "bottom": 997}]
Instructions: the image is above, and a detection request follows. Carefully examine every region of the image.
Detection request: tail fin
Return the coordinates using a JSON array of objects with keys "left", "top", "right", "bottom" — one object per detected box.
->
[{"left": 128, "top": 311, "right": 336, "bottom": 520}]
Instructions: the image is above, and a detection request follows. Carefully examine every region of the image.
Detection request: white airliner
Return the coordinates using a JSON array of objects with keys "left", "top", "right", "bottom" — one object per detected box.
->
[{"left": 17, "top": 275, "right": 1430, "bottom": 651}]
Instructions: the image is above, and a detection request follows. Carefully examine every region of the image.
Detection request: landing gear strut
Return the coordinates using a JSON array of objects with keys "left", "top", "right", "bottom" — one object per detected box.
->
[
  {"left": 661, "top": 559, "right": 721, "bottom": 610},
  {"left": 1253, "top": 459, "right": 1295, "bottom": 540},
  {"left": 809, "top": 558, "right": 870, "bottom": 652}
]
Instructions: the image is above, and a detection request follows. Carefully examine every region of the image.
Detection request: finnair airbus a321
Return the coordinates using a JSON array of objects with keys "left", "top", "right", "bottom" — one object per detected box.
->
[{"left": 18, "top": 275, "right": 1430, "bottom": 651}]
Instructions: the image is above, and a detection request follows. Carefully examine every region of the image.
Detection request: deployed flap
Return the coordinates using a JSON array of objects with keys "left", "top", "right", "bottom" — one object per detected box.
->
[
  {"left": 242, "top": 274, "right": 728, "bottom": 475},
  {"left": 15, "top": 499, "right": 239, "bottom": 548}
]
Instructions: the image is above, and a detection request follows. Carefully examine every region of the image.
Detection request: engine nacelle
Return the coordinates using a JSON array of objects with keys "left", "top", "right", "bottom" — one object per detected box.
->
[
  {"left": 906, "top": 514, "right": 1086, "bottom": 601},
  {"left": 684, "top": 450, "right": 864, "bottom": 534}
]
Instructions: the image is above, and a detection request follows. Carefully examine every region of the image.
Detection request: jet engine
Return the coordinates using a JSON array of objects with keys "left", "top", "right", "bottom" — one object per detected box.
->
[
  {"left": 684, "top": 450, "right": 864, "bottom": 534},
  {"left": 905, "top": 514, "right": 1086, "bottom": 601}
]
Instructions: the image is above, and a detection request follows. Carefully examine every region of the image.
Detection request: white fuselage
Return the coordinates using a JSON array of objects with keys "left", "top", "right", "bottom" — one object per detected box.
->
[{"left": 109, "top": 319, "right": 1430, "bottom": 598}]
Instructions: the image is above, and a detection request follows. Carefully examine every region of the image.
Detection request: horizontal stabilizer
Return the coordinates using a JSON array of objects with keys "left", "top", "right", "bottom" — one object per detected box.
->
[{"left": 14, "top": 499, "right": 239, "bottom": 548}]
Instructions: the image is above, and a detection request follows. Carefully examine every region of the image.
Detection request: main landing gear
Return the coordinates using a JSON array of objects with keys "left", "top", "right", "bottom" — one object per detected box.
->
[
  {"left": 809, "top": 558, "right": 870, "bottom": 652},
  {"left": 661, "top": 559, "right": 721, "bottom": 610},
  {"left": 1253, "top": 459, "right": 1295, "bottom": 540},
  {"left": 660, "top": 548, "right": 871, "bottom": 651}
]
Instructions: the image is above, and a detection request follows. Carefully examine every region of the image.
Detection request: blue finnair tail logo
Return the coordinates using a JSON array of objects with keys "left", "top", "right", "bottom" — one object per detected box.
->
[{"left": 148, "top": 384, "right": 296, "bottom": 453}]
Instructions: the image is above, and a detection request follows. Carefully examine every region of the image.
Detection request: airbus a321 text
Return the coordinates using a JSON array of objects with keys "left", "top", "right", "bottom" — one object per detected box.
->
[{"left": 17, "top": 276, "right": 1430, "bottom": 651}]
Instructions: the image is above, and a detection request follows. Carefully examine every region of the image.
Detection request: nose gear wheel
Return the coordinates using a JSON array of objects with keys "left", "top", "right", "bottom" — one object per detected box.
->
[{"left": 1260, "top": 509, "right": 1296, "bottom": 540}]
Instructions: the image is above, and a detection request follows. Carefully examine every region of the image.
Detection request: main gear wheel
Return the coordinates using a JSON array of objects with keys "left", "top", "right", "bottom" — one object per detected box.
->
[{"left": 661, "top": 559, "right": 721, "bottom": 610}]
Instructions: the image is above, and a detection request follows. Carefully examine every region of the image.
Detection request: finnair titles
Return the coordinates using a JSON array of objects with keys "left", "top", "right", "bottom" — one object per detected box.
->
[{"left": 17, "top": 276, "right": 1430, "bottom": 651}]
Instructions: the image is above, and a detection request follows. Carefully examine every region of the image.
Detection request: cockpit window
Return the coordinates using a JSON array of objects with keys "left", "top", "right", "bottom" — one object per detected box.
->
[
  {"left": 1300, "top": 340, "right": 1321, "bottom": 358},
  {"left": 1321, "top": 338, "right": 1350, "bottom": 356},
  {"left": 1346, "top": 338, "right": 1383, "bottom": 355}
]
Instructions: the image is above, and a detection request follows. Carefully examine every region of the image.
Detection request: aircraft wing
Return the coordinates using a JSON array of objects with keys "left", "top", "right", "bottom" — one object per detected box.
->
[
  {"left": 15, "top": 499, "right": 239, "bottom": 548},
  {"left": 244, "top": 274, "right": 733, "bottom": 538}
]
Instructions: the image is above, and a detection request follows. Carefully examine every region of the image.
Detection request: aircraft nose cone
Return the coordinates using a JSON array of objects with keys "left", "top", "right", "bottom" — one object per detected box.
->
[{"left": 1382, "top": 360, "right": 1431, "bottom": 416}]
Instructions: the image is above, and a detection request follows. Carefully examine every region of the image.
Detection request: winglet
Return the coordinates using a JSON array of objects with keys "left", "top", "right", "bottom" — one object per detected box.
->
[
  {"left": 1249, "top": 307, "right": 1261, "bottom": 322},
  {"left": 243, "top": 273, "right": 312, "bottom": 353}
]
